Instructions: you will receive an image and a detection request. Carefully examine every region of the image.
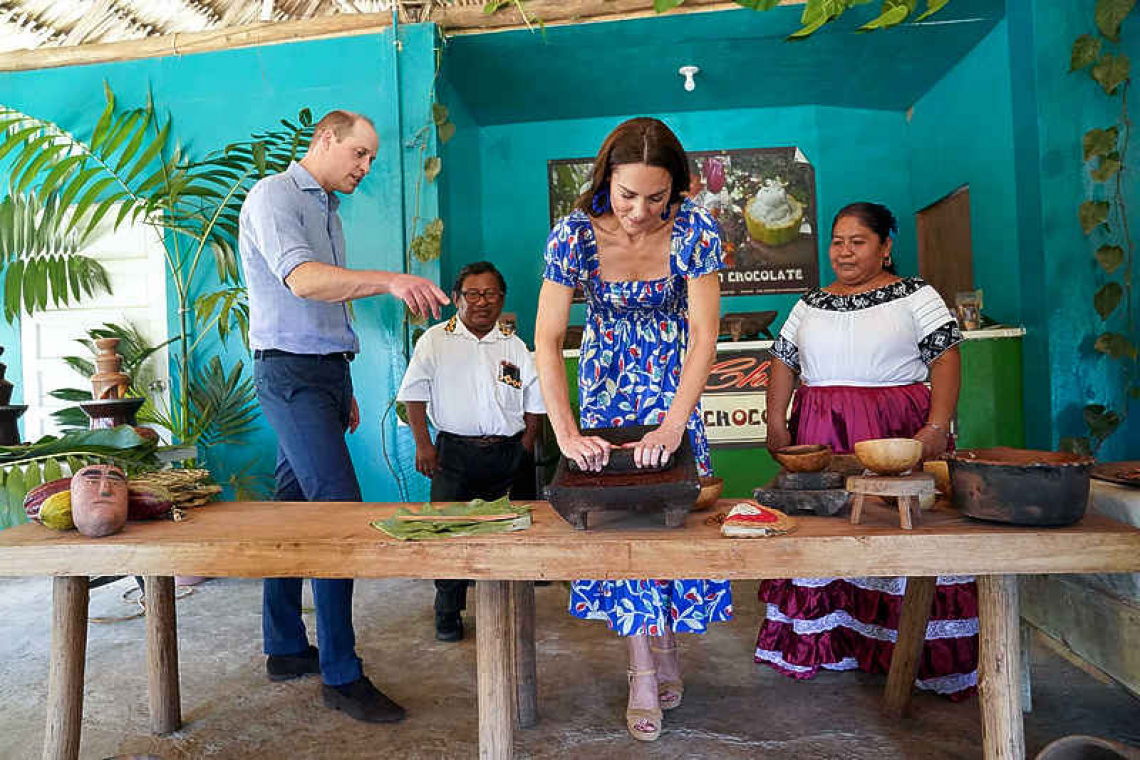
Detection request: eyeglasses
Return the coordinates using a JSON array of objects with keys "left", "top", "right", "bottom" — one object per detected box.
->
[{"left": 459, "top": 289, "right": 504, "bottom": 304}]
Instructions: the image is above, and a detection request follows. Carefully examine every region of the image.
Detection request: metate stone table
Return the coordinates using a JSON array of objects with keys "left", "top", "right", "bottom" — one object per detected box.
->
[{"left": 3, "top": 499, "right": 1140, "bottom": 760}]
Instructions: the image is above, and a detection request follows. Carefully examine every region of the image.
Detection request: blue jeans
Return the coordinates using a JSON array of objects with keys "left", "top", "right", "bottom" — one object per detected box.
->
[{"left": 254, "top": 353, "right": 362, "bottom": 686}]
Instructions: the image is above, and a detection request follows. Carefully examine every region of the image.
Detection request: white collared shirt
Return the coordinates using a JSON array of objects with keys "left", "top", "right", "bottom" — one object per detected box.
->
[{"left": 397, "top": 316, "right": 546, "bottom": 436}]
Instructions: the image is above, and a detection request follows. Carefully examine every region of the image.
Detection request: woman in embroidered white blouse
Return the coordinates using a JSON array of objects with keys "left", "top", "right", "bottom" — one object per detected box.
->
[{"left": 755, "top": 202, "right": 979, "bottom": 701}]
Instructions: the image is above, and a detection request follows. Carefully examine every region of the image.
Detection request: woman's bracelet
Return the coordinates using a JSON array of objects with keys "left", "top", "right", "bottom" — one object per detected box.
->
[{"left": 924, "top": 421, "right": 949, "bottom": 437}]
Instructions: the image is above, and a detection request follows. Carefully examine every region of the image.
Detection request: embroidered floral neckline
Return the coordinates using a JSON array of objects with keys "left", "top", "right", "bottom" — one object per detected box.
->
[{"left": 803, "top": 277, "right": 927, "bottom": 312}]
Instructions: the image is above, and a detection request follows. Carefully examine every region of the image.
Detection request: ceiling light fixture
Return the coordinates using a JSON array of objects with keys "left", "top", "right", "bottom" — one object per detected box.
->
[{"left": 678, "top": 65, "right": 700, "bottom": 92}]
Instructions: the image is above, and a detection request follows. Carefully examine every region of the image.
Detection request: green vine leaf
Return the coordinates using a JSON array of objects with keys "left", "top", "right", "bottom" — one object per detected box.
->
[
  {"left": 483, "top": 0, "right": 510, "bottom": 14},
  {"left": 1095, "top": 0, "right": 1137, "bottom": 42},
  {"left": 1092, "top": 152, "right": 1123, "bottom": 182},
  {"left": 438, "top": 122, "right": 456, "bottom": 144},
  {"left": 1080, "top": 200, "right": 1111, "bottom": 233},
  {"left": 1071, "top": 34, "right": 1102, "bottom": 72},
  {"left": 1094, "top": 331, "right": 1138, "bottom": 359},
  {"left": 914, "top": 0, "right": 950, "bottom": 22},
  {"left": 860, "top": 0, "right": 916, "bottom": 31},
  {"left": 424, "top": 156, "right": 442, "bottom": 183},
  {"left": 1083, "top": 403, "right": 1122, "bottom": 438},
  {"left": 1092, "top": 53, "right": 1131, "bottom": 95},
  {"left": 1094, "top": 281, "right": 1124, "bottom": 319},
  {"left": 654, "top": 0, "right": 686, "bottom": 11},
  {"left": 432, "top": 103, "right": 449, "bottom": 126},
  {"left": 410, "top": 218, "right": 444, "bottom": 262},
  {"left": 1096, "top": 244, "right": 1126, "bottom": 273},
  {"left": 735, "top": 0, "right": 783, "bottom": 9},
  {"left": 1083, "top": 127, "right": 1118, "bottom": 160}
]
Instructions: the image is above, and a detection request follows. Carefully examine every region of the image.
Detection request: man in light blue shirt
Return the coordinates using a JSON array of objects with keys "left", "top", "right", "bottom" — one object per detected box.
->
[{"left": 240, "top": 109, "right": 448, "bottom": 724}]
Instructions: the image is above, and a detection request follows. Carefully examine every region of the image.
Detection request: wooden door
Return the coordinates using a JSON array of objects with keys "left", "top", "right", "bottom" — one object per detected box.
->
[{"left": 916, "top": 186, "right": 974, "bottom": 310}]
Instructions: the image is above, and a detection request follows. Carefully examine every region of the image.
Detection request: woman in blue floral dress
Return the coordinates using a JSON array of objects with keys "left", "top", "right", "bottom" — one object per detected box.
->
[{"left": 534, "top": 117, "right": 732, "bottom": 742}]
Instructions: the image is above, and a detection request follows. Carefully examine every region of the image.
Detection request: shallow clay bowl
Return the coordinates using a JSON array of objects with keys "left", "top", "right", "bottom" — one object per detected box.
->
[
  {"left": 694, "top": 476, "right": 724, "bottom": 511},
  {"left": 772, "top": 444, "right": 833, "bottom": 473},
  {"left": 853, "top": 438, "right": 923, "bottom": 475}
]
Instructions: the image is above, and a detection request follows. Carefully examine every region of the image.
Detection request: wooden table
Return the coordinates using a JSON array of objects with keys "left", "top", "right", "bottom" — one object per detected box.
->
[{"left": 3, "top": 499, "right": 1140, "bottom": 760}]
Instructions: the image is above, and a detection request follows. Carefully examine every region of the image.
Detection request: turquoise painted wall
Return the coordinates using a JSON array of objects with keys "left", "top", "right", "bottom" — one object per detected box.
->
[
  {"left": 1006, "top": 0, "right": 1139, "bottom": 459},
  {"left": 906, "top": 20, "right": 1021, "bottom": 326},
  {"left": 438, "top": 69, "right": 484, "bottom": 300},
  {"left": 0, "top": 25, "right": 442, "bottom": 499},
  {"left": 441, "top": 105, "right": 913, "bottom": 349}
]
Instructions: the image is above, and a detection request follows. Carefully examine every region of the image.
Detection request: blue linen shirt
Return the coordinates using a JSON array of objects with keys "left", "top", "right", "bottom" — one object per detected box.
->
[{"left": 239, "top": 162, "right": 360, "bottom": 354}]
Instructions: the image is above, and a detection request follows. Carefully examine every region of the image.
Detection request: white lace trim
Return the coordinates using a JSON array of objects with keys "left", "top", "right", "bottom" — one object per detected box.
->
[
  {"left": 755, "top": 649, "right": 977, "bottom": 694},
  {"left": 765, "top": 604, "right": 979, "bottom": 640},
  {"left": 916, "top": 670, "right": 978, "bottom": 695},
  {"left": 783, "top": 576, "right": 975, "bottom": 592}
]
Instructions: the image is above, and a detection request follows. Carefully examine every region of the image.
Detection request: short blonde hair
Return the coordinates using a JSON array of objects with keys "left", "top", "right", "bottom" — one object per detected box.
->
[{"left": 309, "top": 110, "right": 375, "bottom": 148}]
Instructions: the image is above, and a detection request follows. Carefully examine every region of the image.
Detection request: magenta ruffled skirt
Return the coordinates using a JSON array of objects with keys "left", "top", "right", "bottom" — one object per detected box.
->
[{"left": 756, "top": 383, "right": 978, "bottom": 700}]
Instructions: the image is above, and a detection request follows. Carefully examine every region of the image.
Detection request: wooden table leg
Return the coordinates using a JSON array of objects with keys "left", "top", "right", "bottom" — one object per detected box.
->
[
  {"left": 477, "top": 581, "right": 514, "bottom": 760},
  {"left": 978, "top": 575, "right": 1025, "bottom": 760},
  {"left": 144, "top": 576, "right": 181, "bottom": 734},
  {"left": 883, "top": 575, "right": 936, "bottom": 718},
  {"left": 510, "top": 581, "right": 538, "bottom": 729},
  {"left": 43, "top": 576, "right": 89, "bottom": 760}
]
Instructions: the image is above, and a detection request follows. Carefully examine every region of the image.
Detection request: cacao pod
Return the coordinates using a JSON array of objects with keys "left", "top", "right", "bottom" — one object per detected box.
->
[
  {"left": 127, "top": 483, "right": 175, "bottom": 520},
  {"left": 39, "top": 491, "right": 74, "bottom": 531},
  {"left": 24, "top": 478, "right": 73, "bottom": 522},
  {"left": 703, "top": 157, "right": 726, "bottom": 194}
]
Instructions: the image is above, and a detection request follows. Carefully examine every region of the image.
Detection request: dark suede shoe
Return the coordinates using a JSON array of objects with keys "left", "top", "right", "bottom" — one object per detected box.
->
[
  {"left": 322, "top": 676, "right": 407, "bottom": 723},
  {"left": 435, "top": 613, "right": 464, "bottom": 642},
  {"left": 266, "top": 644, "right": 320, "bottom": 682}
]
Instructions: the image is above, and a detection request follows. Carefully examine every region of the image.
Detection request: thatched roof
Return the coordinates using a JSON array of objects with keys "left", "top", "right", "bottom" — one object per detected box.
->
[
  {"left": 0, "top": 0, "right": 758, "bottom": 72},
  {"left": 0, "top": 1, "right": 465, "bottom": 53}
]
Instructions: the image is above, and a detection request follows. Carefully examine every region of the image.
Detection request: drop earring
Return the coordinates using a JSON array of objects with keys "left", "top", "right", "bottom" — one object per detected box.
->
[
  {"left": 661, "top": 202, "right": 671, "bottom": 221},
  {"left": 591, "top": 188, "right": 610, "bottom": 215}
]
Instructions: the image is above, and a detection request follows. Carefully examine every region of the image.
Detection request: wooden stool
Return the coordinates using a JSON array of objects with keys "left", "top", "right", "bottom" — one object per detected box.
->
[{"left": 847, "top": 472, "right": 936, "bottom": 530}]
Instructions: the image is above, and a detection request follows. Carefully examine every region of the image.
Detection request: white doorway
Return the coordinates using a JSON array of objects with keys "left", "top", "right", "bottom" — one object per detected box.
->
[{"left": 20, "top": 216, "right": 170, "bottom": 439}]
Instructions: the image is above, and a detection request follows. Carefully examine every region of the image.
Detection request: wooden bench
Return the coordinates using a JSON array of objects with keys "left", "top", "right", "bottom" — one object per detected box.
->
[{"left": 3, "top": 498, "right": 1140, "bottom": 760}]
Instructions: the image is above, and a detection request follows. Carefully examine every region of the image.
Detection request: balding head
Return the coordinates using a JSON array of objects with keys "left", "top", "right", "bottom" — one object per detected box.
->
[{"left": 301, "top": 110, "right": 379, "bottom": 195}]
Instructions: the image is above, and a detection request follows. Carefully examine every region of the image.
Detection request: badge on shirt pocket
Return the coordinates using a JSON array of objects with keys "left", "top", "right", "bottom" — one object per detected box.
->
[{"left": 498, "top": 360, "right": 522, "bottom": 389}]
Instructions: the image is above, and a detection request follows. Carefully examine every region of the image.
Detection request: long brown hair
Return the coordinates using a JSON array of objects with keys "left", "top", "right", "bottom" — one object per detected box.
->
[{"left": 573, "top": 117, "right": 691, "bottom": 217}]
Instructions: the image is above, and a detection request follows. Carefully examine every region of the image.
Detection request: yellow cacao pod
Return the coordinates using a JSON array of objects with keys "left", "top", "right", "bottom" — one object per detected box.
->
[{"left": 39, "top": 491, "right": 74, "bottom": 531}]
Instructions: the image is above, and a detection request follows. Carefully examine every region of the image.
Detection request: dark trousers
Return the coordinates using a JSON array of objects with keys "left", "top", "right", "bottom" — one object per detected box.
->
[
  {"left": 431, "top": 432, "right": 532, "bottom": 616},
  {"left": 254, "top": 353, "right": 363, "bottom": 686}
]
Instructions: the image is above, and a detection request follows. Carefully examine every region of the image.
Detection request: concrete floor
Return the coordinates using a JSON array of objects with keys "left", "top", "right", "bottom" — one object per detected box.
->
[{"left": 1, "top": 576, "right": 1138, "bottom": 760}]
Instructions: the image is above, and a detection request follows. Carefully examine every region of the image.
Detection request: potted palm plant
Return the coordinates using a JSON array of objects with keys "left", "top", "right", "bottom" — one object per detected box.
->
[{"left": 0, "top": 86, "right": 312, "bottom": 517}]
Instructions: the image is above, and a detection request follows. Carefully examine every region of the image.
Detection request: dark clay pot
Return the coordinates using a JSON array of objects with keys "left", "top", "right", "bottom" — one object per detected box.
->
[{"left": 947, "top": 447, "right": 1094, "bottom": 526}]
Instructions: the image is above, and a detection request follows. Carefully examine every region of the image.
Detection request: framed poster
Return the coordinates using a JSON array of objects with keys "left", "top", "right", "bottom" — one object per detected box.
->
[{"left": 546, "top": 146, "right": 819, "bottom": 299}]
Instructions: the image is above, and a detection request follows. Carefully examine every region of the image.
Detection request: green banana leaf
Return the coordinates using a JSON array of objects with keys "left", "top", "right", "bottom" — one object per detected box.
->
[
  {"left": 372, "top": 496, "right": 533, "bottom": 541},
  {"left": 0, "top": 425, "right": 160, "bottom": 530}
]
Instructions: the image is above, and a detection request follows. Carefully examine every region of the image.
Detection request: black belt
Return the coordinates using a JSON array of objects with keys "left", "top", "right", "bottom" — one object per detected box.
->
[
  {"left": 254, "top": 348, "right": 355, "bottom": 362},
  {"left": 438, "top": 431, "right": 523, "bottom": 447}
]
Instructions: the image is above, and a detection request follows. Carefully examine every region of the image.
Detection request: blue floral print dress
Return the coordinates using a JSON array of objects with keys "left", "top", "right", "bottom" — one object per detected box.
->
[{"left": 543, "top": 198, "right": 734, "bottom": 636}]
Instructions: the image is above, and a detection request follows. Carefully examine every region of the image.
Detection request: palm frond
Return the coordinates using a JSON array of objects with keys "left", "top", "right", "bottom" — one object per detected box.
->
[
  {"left": 0, "top": 193, "right": 112, "bottom": 319},
  {"left": 194, "top": 287, "right": 250, "bottom": 349}
]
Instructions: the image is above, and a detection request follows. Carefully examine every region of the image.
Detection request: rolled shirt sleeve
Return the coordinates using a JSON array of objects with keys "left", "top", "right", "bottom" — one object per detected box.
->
[{"left": 244, "top": 181, "right": 319, "bottom": 283}]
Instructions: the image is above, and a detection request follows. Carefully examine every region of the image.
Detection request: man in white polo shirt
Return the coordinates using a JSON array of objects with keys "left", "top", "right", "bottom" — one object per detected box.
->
[{"left": 397, "top": 261, "right": 546, "bottom": 641}]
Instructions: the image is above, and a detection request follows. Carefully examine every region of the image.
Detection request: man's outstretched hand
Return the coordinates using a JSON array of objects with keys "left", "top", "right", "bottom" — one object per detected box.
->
[{"left": 389, "top": 273, "right": 449, "bottom": 320}]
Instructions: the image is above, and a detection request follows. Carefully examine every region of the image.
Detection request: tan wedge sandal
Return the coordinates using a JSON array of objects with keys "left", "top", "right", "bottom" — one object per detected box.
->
[
  {"left": 626, "top": 667, "right": 663, "bottom": 742},
  {"left": 649, "top": 642, "right": 684, "bottom": 711}
]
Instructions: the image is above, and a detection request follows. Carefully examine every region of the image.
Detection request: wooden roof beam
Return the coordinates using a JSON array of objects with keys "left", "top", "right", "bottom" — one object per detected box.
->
[{"left": 0, "top": 0, "right": 805, "bottom": 73}]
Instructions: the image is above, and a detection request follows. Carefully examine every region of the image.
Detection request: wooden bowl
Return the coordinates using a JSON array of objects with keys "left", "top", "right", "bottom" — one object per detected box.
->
[
  {"left": 853, "top": 438, "right": 923, "bottom": 475},
  {"left": 772, "top": 444, "right": 832, "bottom": 473},
  {"left": 694, "top": 476, "right": 724, "bottom": 510}
]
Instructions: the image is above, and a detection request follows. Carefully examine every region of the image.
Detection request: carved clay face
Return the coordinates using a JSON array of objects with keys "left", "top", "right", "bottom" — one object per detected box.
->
[{"left": 71, "top": 464, "right": 129, "bottom": 538}]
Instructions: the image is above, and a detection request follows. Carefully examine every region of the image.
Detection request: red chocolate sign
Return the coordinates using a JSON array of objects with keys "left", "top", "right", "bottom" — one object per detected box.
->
[{"left": 701, "top": 348, "right": 770, "bottom": 447}]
